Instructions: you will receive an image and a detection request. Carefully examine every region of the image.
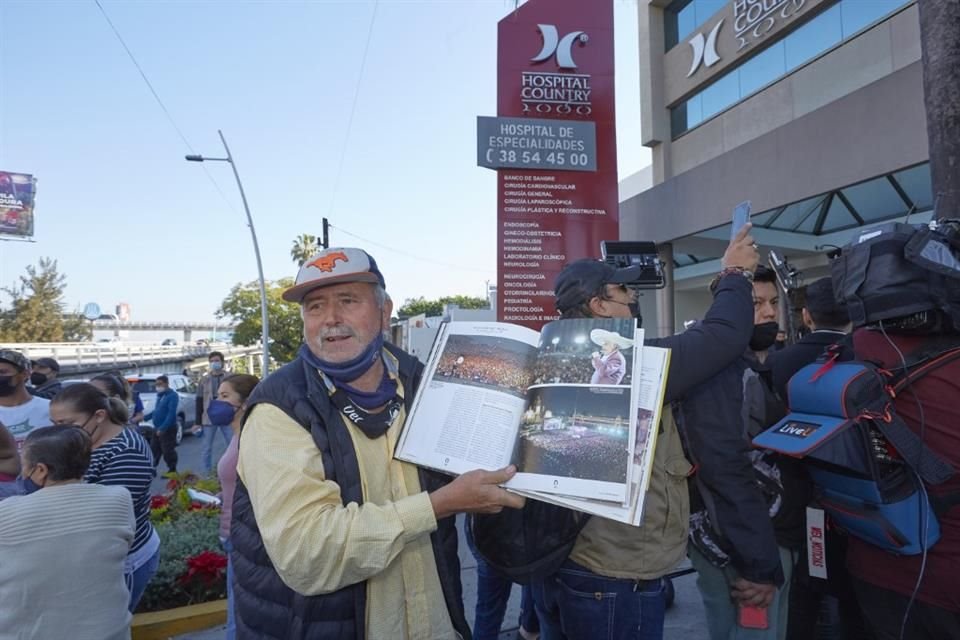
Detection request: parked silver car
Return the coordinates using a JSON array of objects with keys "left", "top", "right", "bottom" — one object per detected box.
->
[{"left": 127, "top": 373, "right": 198, "bottom": 444}]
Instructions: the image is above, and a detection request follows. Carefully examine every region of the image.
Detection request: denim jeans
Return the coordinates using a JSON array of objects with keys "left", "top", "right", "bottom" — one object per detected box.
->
[
  {"left": 531, "top": 559, "right": 667, "bottom": 640},
  {"left": 222, "top": 538, "right": 236, "bottom": 640},
  {"left": 126, "top": 548, "right": 160, "bottom": 612},
  {"left": 469, "top": 536, "right": 539, "bottom": 639},
  {"left": 201, "top": 424, "right": 233, "bottom": 475},
  {"left": 689, "top": 545, "right": 795, "bottom": 640}
]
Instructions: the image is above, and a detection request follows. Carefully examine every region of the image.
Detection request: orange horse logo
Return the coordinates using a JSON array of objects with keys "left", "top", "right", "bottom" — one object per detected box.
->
[{"left": 307, "top": 251, "right": 349, "bottom": 272}]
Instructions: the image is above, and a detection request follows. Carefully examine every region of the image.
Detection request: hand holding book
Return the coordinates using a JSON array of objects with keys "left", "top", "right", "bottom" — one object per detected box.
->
[{"left": 429, "top": 465, "right": 527, "bottom": 520}]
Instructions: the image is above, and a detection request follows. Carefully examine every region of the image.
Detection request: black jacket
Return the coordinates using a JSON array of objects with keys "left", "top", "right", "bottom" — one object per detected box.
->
[
  {"left": 677, "top": 353, "right": 786, "bottom": 586},
  {"left": 648, "top": 273, "right": 756, "bottom": 403},
  {"left": 768, "top": 330, "right": 849, "bottom": 402},
  {"left": 230, "top": 344, "right": 470, "bottom": 640},
  {"left": 29, "top": 380, "right": 63, "bottom": 400}
]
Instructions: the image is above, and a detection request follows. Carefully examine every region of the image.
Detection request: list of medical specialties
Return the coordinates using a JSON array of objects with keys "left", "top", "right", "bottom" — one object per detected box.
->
[
  {"left": 498, "top": 172, "right": 611, "bottom": 324},
  {"left": 478, "top": 117, "right": 597, "bottom": 172}
]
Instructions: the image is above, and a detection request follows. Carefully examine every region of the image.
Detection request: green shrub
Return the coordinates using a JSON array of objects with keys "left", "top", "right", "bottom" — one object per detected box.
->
[{"left": 137, "top": 474, "right": 227, "bottom": 613}]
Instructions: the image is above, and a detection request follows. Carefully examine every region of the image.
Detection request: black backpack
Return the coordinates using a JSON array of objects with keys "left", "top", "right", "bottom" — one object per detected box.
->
[{"left": 469, "top": 502, "right": 589, "bottom": 584}]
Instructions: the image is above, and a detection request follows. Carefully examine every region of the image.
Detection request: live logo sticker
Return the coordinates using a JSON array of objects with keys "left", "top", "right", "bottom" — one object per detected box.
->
[{"left": 806, "top": 507, "right": 828, "bottom": 580}]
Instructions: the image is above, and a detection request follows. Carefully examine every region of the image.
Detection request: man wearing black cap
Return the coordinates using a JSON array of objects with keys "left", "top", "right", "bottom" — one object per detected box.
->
[
  {"left": 232, "top": 247, "right": 524, "bottom": 640},
  {"left": 476, "top": 226, "right": 760, "bottom": 640},
  {"left": 0, "top": 350, "right": 52, "bottom": 452},
  {"left": 28, "top": 357, "right": 63, "bottom": 400}
]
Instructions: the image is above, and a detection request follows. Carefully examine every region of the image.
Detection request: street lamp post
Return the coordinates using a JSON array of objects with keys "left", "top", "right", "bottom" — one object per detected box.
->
[{"left": 186, "top": 130, "right": 270, "bottom": 376}]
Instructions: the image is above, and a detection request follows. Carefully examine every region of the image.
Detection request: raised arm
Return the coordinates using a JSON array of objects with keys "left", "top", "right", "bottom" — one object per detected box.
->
[{"left": 648, "top": 224, "right": 758, "bottom": 402}]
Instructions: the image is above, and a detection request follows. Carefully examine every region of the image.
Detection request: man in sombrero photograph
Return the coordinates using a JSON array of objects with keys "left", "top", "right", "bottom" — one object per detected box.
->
[{"left": 589, "top": 328, "right": 633, "bottom": 385}]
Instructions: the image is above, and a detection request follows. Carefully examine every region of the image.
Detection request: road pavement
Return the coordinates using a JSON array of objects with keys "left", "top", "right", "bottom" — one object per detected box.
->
[{"left": 165, "top": 435, "right": 708, "bottom": 640}]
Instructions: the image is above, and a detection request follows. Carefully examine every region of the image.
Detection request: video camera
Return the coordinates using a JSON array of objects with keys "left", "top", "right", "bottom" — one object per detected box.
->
[
  {"left": 600, "top": 241, "right": 666, "bottom": 289},
  {"left": 832, "top": 219, "right": 960, "bottom": 332}
]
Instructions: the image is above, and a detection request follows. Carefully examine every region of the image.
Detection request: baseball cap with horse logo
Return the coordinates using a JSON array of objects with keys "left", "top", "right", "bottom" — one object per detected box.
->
[{"left": 283, "top": 247, "right": 386, "bottom": 302}]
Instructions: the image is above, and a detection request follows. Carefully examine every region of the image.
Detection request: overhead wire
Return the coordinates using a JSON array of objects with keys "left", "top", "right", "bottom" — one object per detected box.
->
[
  {"left": 324, "top": 0, "right": 379, "bottom": 220},
  {"left": 321, "top": 2, "right": 493, "bottom": 279},
  {"left": 330, "top": 224, "right": 494, "bottom": 275},
  {"left": 92, "top": 0, "right": 240, "bottom": 214}
]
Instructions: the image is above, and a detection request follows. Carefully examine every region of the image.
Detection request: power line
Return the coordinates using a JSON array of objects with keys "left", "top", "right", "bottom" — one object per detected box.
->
[
  {"left": 330, "top": 224, "right": 494, "bottom": 275},
  {"left": 92, "top": 0, "right": 239, "bottom": 214},
  {"left": 94, "top": 0, "right": 193, "bottom": 151},
  {"left": 325, "top": 0, "right": 379, "bottom": 219}
]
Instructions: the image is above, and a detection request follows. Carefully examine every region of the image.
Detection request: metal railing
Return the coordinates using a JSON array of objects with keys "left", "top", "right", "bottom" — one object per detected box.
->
[
  {"left": 90, "top": 320, "right": 237, "bottom": 331},
  {"left": 0, "top": 342, "right": 259, "bottom": 370}
]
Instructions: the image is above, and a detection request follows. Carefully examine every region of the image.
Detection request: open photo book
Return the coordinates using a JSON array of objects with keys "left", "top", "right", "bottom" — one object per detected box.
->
[{"left": 394, "top": 318, "right": 671, "bottom": 524}]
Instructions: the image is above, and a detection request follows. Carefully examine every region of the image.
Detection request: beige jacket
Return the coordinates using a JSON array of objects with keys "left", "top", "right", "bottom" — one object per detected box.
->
[{"left": 569, "top": 409, "right": 692, "bottom": 580}]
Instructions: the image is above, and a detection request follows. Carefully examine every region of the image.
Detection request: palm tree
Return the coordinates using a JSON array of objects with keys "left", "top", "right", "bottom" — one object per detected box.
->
[{"left": 290, "top": 234, "right": 319, "bottom": 266}]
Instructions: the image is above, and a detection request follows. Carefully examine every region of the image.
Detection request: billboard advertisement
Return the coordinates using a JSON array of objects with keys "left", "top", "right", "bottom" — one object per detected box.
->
[
  {"left": 484, "top": 0, "right": 619, "bottom": 329},
  {"left": 0, "top": 172, "right": 37, "bottom": 238}
]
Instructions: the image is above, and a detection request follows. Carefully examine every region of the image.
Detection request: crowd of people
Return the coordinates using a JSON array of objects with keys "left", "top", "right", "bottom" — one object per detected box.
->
[
  {"left": 1, "top": 234, "right": 957, "bottom": 640},
  {"left": 519, "top": 425, "right": 629, "bottom": 483},
  {"left": 0, "top": 349, "right": 257, "bottom": 640},
  {"left": 435, "top": 338, "right": 534, "bottom": 396},
  {"left": 529, "top": 353, "right": 596, "bottom": 386}
]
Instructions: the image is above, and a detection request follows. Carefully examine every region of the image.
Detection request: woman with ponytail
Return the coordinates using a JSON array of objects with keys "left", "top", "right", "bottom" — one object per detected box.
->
[{"left": 50, "top": 383, "right": 160, "bottom": 612}]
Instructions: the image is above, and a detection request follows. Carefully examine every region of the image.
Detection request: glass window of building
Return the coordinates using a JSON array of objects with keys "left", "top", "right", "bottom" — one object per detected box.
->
[
  {"left": 840, "top": 176, "right": 907, "bottom": 222},
  {"left": 738, "top": 43, "right": 788, "bottom": 97},
  {"left": 784, "top": 4, "right": 843, "bottom": 70},
  {"left": 892, "top": 164, "right": 933, "bottom": 210},
  {"left": 670, "top": 0, "right": 911, "bottom": 138},
  {"left": 701, "top": 71, "right": 740, "bottom": 120},
  {"left": 665, "top": 0, "right": 729, "bottom": 50},
  {"left": 821, "top": 194, "right": 860, "bottom": 232},
  {"left": 769, "top": 195, "right": 827, "bottom": 231},
  {"left": 841, "top": 0, "right": 908, "bottom": 37},
  {"left": 671, "top": 94, "right": 704, "bottom": 136}
]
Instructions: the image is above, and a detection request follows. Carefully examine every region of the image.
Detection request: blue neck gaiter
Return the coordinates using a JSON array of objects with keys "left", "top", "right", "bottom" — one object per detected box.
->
[{"left": 299, "top": 334, "right": 398, "bottom": 410}]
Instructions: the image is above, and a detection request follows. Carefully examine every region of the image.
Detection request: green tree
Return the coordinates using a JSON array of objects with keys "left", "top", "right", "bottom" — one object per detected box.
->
[
  {"left": 290, "top": 234, "right": 319, "bottom": 266},
  {"left": 397, "top": 295, "right": 489, "bottom": 318},
  {"left": 0, "top": 258, "right": 91, "bottom": 342},
  {"left": 217, "top": 278, "right": 302, "bottom": 364},
  {"left": 62, "top": 312, "right": 94, "bottom": 342}
]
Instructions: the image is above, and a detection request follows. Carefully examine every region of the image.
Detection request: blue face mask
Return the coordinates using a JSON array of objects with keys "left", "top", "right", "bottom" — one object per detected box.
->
[
  {"left": 207, "top": 399, "right": 239, "bottom": 426},
  {"left": 210, "top": 361, "right": 223, "bottom": 372},
  {"left": 17, "top": 471, "right": 42, "bottom": 495}
]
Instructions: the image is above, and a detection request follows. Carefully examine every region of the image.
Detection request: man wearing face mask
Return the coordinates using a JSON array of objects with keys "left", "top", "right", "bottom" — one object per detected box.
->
[
  {"left": 197, "top": 351, "right": 230, "bottom": 474},
  {"left": 0, "top": 350, "right": 52, "bottom": 453},
  {"left": 28, "top": 357, "right": 63, "bottom": 400},
  {"left": 232, "top": 247, "right": 525, "bottom": 640},
  {"left": 681, "top": 265, "right": 808, "bottom": 640},
  {"left": 144, "top": 375, "right": 179, "bottom": 474}
]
